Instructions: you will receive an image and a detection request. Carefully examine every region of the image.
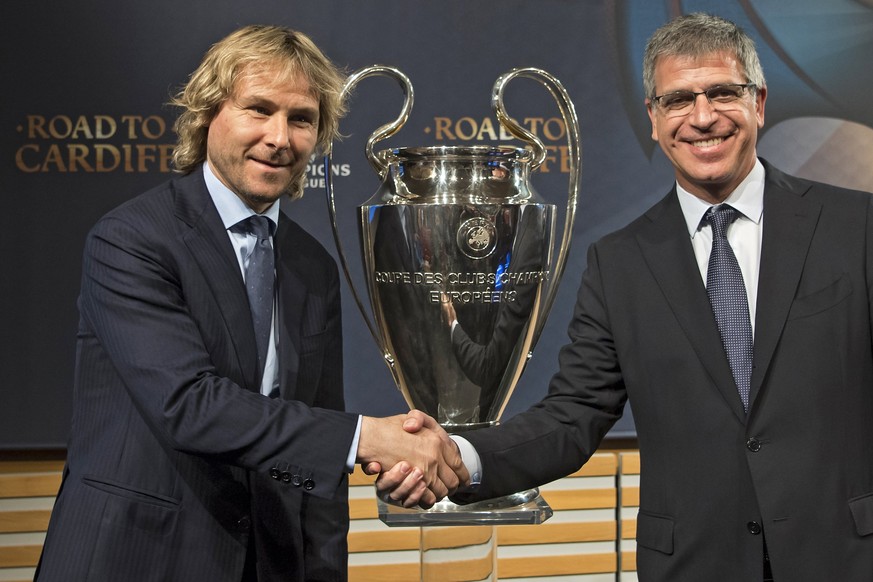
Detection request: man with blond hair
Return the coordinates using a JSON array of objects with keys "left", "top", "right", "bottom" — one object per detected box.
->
[{"left": 37, "top": 25, "right": 466, "bottom": 582}]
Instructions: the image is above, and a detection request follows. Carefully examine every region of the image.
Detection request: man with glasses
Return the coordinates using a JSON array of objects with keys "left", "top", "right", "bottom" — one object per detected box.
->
[{"left": 378, "top": 12, "right": 873, "bottom": 581}]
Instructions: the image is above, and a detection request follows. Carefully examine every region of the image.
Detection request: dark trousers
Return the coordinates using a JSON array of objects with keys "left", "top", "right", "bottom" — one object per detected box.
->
[
  {"left": 763, "top": 537, "right": 774, "bottom": 582},
  {"left": 241, "top": 539, "right": 258, "bottom": 582}
]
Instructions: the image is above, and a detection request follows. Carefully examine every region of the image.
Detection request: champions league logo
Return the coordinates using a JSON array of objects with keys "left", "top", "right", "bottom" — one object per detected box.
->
[
  {"left": 304, "top": 155, "right": 350, "bottom": 190},
  {"left": 457, "top": 217, "right": 497, "bottom": 260}
]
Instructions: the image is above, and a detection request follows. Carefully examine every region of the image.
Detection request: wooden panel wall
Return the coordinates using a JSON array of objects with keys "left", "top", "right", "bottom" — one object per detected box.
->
[
  {"left": 496, "top": 453, "right": 618, "bottom": 581},
  {"left": 0, "top": 451, "right": 640, "bottom": 581},
  {"left": 0, "top": 459, "right": 62, "bottom": 582},
  {"left": 619, "top": 452, "right": 640, "bottom": 581}
]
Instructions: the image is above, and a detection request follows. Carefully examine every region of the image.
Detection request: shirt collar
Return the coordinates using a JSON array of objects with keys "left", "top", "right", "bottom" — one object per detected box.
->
[
  {"left": 676, "top": 158, "right": 765, "bottom": 238},
  {"left": 203, "top": 161, "right": 280, "bottom": 231}
]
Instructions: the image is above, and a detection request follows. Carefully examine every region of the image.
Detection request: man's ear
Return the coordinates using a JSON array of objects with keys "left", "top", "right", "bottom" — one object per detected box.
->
[{"left": 646, "top": 99, "right": 659, "bottom": 142}]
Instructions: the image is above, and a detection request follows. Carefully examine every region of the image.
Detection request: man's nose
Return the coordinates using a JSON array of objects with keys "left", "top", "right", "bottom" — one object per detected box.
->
[
  {"left": 687, "top": 93, "right": 719, "bottom": 127},
  {"left": 264, "top": 115, "right": 290, "bottom": 149}
]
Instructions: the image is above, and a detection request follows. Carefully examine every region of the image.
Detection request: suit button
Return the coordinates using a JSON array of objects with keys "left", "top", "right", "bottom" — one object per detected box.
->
[
  {"left": 746, "top": 438, "right": 762, "bottom": 452},
  {"left": 269, "top": 467, "right": 281, "bottom": 480},
  {"left": 281, "top": 471, "right": 292, "bottom": 483},
  {"left": 747, "top": 521, "right": 762, "bottom": 535},
  {"left": 291, "top": 475, "right": 302, "bottom": 487},
  {"left": 303, "top": 479, "right": 315, "bottom": 491},
  {"left": 237, "top": 516, "right": 251, "bottom": 532}
]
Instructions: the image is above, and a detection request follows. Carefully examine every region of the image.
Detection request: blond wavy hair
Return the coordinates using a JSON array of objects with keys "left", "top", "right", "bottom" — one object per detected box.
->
[{"left": 170, "top": 25, "right": 346, "bottom": 197}]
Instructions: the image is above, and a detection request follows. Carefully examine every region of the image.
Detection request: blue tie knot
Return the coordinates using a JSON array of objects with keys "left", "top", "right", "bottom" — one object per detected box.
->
[
  {"left": 704, "top": 205, "right": 740, "bottom": 239},
  {"left": 239, "top": 215, "right": 274, "bottom": 241}
]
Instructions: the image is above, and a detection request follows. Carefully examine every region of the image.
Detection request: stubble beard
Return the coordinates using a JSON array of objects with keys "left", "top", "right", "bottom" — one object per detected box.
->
[{"left": 244, "top": 167, "right": 306, "bottom": 208}]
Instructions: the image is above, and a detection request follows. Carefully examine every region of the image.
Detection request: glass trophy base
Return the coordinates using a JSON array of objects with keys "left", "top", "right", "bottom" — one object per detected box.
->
[{"left": 377, "top": 487, "right": 553, "bottom": 527}]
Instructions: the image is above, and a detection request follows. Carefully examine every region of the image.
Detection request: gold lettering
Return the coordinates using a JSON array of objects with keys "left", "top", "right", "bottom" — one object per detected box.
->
[
  {"left": 122, "top": 144, "right": 134, "bottom": 172},
  {"left": 121, "top": 116, "right": 142, "bottom": 139},
  {"left": 95, "top": 144, "right": 121, "bottom": 171},
  {"left": 49, "top": 116, "right": 73, "bottom": 139},
  {"left": 140, "top": 116, "right": 166, "bottom": 140},
  {"left": 158, "top": 144, "right": 174, "bottom": 172},
  {"left": 71, "top": 116, "right": 94, "bottom": 139},
  {"left": 68, "top": 144, "right": 94, "bottom": 171},
  {"left": 94, "top": 115, "right": 117, "bottom": 139},
  {"left": 454, "top": 117, "right": 477, "bottom": 140},
  {"left": 135, "top": 144, "right": 156, "bottom": 172},
  {"left": 433, "top": 117, "right": 454, "bottom": 140},
  {"left": 499, "top": 124, "right": 514, "bottom": 140},
  {"left": 14, "top": 144, "right": 40, "bottom": 172},
  {"left": 558, "top": 145, "right": 572, "bottom": 173},
  {"left": 475, "top": 117, "right": 498, "bottom": 141},
  {"left": 542, "top": 118, "right": 565, "bottom": 141},
  {"left": 523, "top": 117, "right": 542, "bottom": 135},
  {"left": 26, "top": 115, "right": 49, "bottom": 139},
  {"left": 42, "top": 144, "right": 67, "bottom": 171}
]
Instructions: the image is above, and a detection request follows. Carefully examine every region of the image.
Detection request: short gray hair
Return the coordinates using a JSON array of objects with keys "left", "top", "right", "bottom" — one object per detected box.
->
[{"left": 643, "top": 13, "right": 766, "bottom": 99}]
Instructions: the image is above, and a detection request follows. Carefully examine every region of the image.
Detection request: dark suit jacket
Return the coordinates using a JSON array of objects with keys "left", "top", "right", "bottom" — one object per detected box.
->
[
  {"left": 458, "top": 161, "right": 873, "bottom": 581},
  {"left": 36, "top": 167, "right": 358, "bottom": 582}
]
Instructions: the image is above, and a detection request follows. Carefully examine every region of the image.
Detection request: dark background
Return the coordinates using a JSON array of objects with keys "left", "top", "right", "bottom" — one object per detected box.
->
[{"left": 2, "top": 0, "right": 872, "bottom": 449}]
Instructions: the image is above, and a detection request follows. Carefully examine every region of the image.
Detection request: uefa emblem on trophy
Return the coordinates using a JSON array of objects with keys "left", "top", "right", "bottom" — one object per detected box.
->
[{"left": 325, "top": 66, "right": 580, "bottom": 519}]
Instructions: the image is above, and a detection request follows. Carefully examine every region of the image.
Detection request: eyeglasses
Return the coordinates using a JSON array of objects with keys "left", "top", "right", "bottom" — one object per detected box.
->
[{"left": 651, "top": 83, "right": 756, "bottom": 117}]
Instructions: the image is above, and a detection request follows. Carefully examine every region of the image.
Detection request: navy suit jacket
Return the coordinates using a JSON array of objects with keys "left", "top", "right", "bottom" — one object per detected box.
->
[
  {"left": 458, "top": 161, "right": 873, "bottom": 581},
  {"left": 37, "top": 167, "right": 357, "bottom": 581}
]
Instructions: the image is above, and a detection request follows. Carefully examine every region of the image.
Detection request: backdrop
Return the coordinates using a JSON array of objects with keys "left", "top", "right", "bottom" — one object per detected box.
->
[{"left": 3, "top": 0, "right": 872, "bottom": 449}]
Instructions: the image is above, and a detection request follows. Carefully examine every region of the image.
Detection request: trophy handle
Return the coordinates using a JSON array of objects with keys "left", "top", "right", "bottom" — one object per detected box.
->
[
  {"left": 491, "top": 68, "right": 581, "bottom": 347},
  {"left": 324, "top": 65, "right": 414, "bottom": 367},
  {"left": 345, "top": 65, "right": 414, "bottom": 177}
]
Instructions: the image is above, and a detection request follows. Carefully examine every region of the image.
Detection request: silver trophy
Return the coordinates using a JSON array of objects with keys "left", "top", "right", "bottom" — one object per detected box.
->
[{"left": 325, "top": 66, "right": 579, "bottom": 522}]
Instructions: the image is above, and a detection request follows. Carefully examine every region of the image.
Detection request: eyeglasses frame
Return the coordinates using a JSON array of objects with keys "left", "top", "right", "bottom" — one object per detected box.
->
[{"left": 650, "top": 83, "right": 757, "bottom": 116}]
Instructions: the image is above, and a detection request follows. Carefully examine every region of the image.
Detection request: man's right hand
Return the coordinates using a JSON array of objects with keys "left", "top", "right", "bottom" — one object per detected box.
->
[{"left": 357, "top": 411, "right": 469, "bottom": 509}]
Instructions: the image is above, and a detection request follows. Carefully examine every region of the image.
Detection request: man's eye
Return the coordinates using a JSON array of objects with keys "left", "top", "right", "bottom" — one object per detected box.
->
[
  {"left": 662, "top": 93, "right": 693, "bottom": 109},
  {"left": 291, "top": 115, "right": 316, "bottom": 126},
  {"left": 707, "top": 86, "right": 741, "bottom": 102}
]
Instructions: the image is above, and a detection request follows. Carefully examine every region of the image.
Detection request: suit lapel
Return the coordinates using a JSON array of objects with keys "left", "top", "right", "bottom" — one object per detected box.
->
[
  {"left": 274, "top": 212, "right": 303, "bottom": 399},
  {"left": 173, "top": 170, "right": 261, "bottom": 391},
  {"left": 748, "top": 164, "right": 820, "bottom": 411},
  {"left": 636, "top": 191, "right": 748, "bottom": 421}
]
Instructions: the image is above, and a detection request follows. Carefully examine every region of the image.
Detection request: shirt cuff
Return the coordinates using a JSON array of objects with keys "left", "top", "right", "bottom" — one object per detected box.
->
[
  {"left": 450, "top": 434, "right": 482, "bottom": 485},
  {"left": 346, "top": 415, "right": 362, "bottom": 473}
]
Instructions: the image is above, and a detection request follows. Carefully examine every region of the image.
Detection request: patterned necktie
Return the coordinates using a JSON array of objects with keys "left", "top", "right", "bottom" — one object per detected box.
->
[
  {"left": 236, "top": 215, "right": 275, "bottom": 382},
  {"left": 704, "top": 205, "right": 753, "bottom": 411}
]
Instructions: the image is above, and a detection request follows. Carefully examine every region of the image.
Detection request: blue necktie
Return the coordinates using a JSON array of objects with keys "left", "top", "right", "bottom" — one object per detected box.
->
[
  {"left": 704, "top": 205, "right": 753, "bottom": 411},
  {"left": 236, "top": 215, "right": 275, "bottom": 384}
]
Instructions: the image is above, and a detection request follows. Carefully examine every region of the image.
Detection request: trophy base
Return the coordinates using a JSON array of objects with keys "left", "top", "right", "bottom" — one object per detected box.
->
[{"left": 377, "top": 488, "right": 552, "bottom": 527}]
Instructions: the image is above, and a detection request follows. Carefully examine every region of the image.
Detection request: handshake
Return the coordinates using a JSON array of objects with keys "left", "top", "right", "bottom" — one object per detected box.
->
[{"left": 356, "top": 410, "right": 470, "bottom": 509}]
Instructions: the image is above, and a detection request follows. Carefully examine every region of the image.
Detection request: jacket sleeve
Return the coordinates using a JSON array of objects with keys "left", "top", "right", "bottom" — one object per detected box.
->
[{"left": 456, "top": 242, "right": 628, "bottom": 501}]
